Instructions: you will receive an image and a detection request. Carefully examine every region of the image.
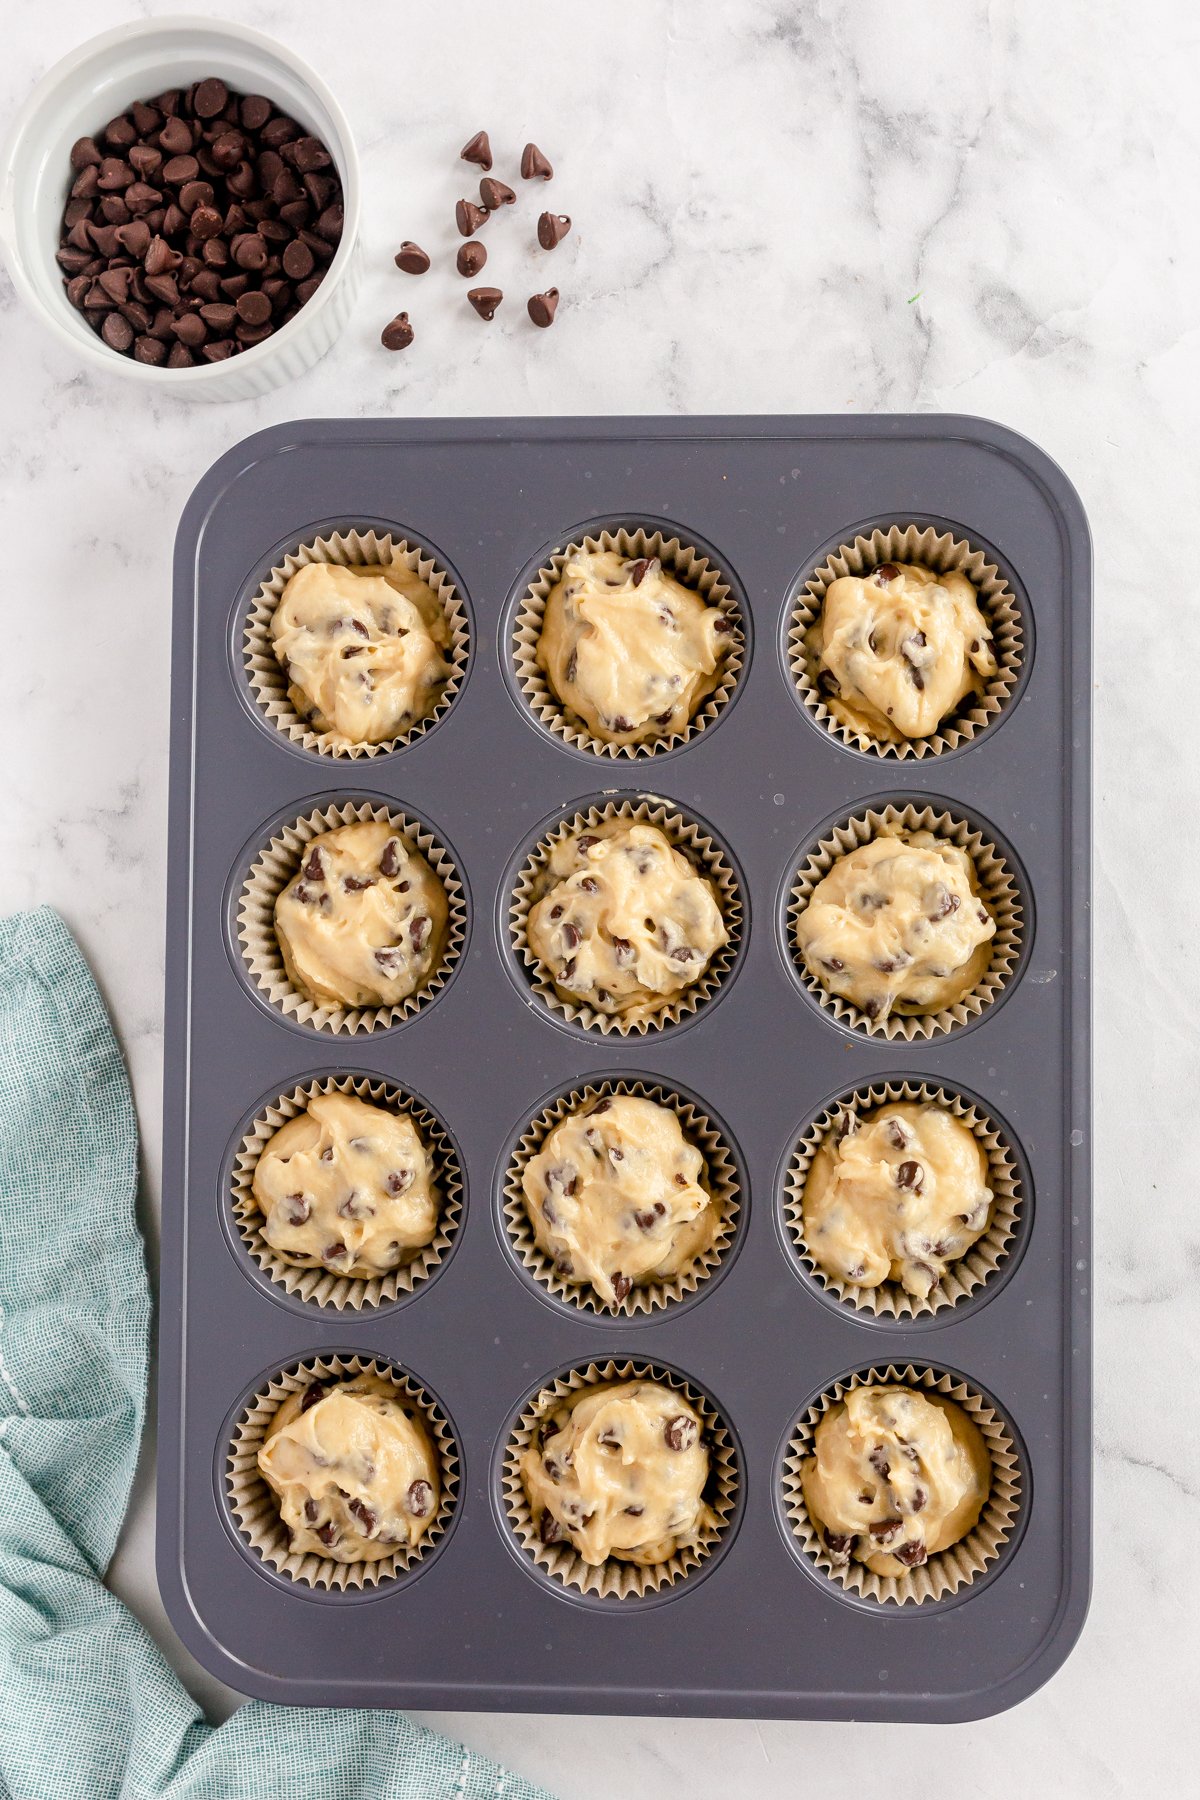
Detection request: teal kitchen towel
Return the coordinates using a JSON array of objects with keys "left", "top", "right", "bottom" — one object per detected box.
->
[{"left": 0, "top": 907, "right": 553, "bottom": 1800}]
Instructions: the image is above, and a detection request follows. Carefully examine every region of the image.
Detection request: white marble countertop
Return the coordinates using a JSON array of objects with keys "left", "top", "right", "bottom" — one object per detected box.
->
[{"left": 1, "top": 0, "right": 1195, "bottom": 1792}]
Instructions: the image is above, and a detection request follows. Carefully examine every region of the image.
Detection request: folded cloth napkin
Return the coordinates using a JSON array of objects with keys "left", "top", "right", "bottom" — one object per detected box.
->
[{"left": 0, "top": 907, "right": 553, "bottom": 1800}]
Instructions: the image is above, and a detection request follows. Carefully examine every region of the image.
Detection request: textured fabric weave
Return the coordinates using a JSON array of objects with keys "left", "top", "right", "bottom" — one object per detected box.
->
[{"left": 0, "top": 907, "right": 552, "bottom": 1800}]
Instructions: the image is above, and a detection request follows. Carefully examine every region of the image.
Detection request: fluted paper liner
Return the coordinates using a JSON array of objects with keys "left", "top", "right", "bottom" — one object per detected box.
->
[
  {"left": 502, "top": 1359, "right": 738, "bottom": 1600},
  {"left": 231, "top": 1075, "right": 464, "bottom": 1310},
  {"left": 787, "top": 524, "right": 1024, "bottom": 758},
  {"left": 227, "top": 1353, "right": 459, "bottom": 1591},
  {"left": 513, "top": 525, "right": 745, "bottom": 758},
  {"left": 783, "top": 1079, "right": 1023, "bottom": 1320},
  {"left": 509, "top": 796, "right": 743, "bottom": 1036},
  {"left": 502, "top": 1079, "right": 741, "bottom": 1316},
  {"left": 780, "top": 1364, "right": 1021, "bottom": 1606},
  {"left": 787, "top": 801, "right": 1022, "bottom": 1040},
  {"left": 244, "top": 528, "right": 469, "bottom": 758},
  {"left": 237, "top": 798, "right": 466, "bottom": 1035}
]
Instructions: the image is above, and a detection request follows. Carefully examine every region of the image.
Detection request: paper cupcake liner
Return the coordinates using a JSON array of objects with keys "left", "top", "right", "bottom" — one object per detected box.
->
[
  {"left": 780, "top": 1364, "right": 1021, "bottom": 1606},
  {"left": 786, "top": 801, "right": 1023, "bottom": 1040},
  {"left": 513, "top": 525, "right": 745, "bottom": 758},
  {"left": 502, "top": 1078, "right": 741, "bottom": 1316},
  {"left": 226, "top": 1353, "right": 459, "bottom": 1592},
  {"left": 787, "top": 524, "right": 1025, "bottom": 758},
  {"left": 783, "top": 1080, "right": 1023, "bottom": 1320},
  {"left": 236, "top": 798, "right": 467, "bottom": 1035},
  {"left": 231, "top": 1075, "right": 464, "bottom": 1311},
  {"left": 509, "top": 796, "right": 743, "bottom": 1036},
  {"left": 244, "top": 527, "right": 470, "bottom": 758},
  {"left": 502, "top": 1359, "right": 739, "bottom": 1600}
]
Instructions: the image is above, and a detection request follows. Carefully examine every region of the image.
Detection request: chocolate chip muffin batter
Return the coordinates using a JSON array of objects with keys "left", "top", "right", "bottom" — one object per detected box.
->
[
  {"left": 801, "top": 1385, "right": 991, "bottom": 1576},
  {"left": 537, "top": 549, "right": 732, "bottom": 745},
  {"left": 520, "top": 1380, "right": 712, "bottom": 1566},
  {"left": 271, "top": 561, "right": 452, "bottom": 744},
  {"left": 258, "top": 1374, "right": 440, "bottom": 1562},
  {"left": 274, "top": 820, "right": 448, "bottom": 1010},
  {"left": 803, "top": 1102, "right": 993, "bottom": 1299},
  {"left": 252, "top": 1092, "right": 439, "bottom": 1279},
  {"left": 794, "top": 829, "right": 995, "bottom": 1022},
  {"left": 521, "top": 1094, "right": 718, "bottom": 1305},
  {"left": 807, "top": 562, "right": 997, "bottom": 743},
  {"left": 526, "top": 821, "right": 727, "bottom": 1021}
]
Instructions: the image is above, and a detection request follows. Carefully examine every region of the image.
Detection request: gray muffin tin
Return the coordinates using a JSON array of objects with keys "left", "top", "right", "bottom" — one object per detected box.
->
[{"left": 160, "top": 415, "right": 1092, "bottom": 1720}]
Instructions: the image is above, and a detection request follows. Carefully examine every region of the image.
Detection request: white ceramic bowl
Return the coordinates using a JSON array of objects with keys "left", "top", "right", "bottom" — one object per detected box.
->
[{"left": 0, "top": 16, "right": 363, "bottom": 402}]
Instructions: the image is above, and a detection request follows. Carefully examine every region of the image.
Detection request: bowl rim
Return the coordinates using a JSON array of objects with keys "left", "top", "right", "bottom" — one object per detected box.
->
[{"left": 0, "top": 13, "right": 361, "bottom": 386}]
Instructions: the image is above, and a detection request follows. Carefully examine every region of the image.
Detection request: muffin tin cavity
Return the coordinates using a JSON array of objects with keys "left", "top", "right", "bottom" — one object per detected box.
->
[
  {"left": 496, "top": 1357, "right": 742, "bottom": 1607},
  {"left": 238, "top": 519, "right": 472, "bottom": 760},
  {"left": 497, "top": 1072, "right": 746, "bottom": 1320},
  {"left": 221, "top": 1352, "right": 461, "bottom": 1597},
  {"left": 164, "top": 418, "right": 1090, "bottom": 1721},
  {"left": 776, "top": 1363, "right": 1026, "bottom": 1611},
  {"left": 503, "top": 790, "right": 747, "bottom": 1038},
  {"left": 783, "top": 517, "right": 1030, "bottom": 760},
  {"left": 780, "top": 795, "right": 1029, "bottom": 1041},
  {"left": 230, "top": 792, "right": 469, "bottom": 1035},
  {"left": 224, "top": 1071, "right": 466, "bottom": 1314},
  {"left": 505, "top": 514, "right": 749, "bottom": 760},
  {"left": 777, "top": 1077, "right": 1028, "bottom": 1326}
]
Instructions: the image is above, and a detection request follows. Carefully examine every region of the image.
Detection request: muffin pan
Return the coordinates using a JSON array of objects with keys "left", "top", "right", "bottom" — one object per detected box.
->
[{"left": 160, "top": 414, "right": 1091, "bottom": 1719}]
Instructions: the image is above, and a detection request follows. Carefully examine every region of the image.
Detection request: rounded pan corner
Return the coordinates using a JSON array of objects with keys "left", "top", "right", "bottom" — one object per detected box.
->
[
  {"left": 174, "top": 421, "right": 327, "bottom": 565},
  {"left": 917, "top": 411, "right": 1094, "bottom": 560}
]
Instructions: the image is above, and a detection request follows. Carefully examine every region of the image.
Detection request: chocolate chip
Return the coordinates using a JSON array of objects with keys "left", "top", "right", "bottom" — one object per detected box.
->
[
  {"left": 409, "top": 915, "right": 431, "bottom": 951},
  {"left": 299, "top": 1382, "right": 327, "bottom": 1413},
  {"left": 283, "top": 238, "right": 314, "bottom": 280},
  {"left": 876, "top": 563, "right": 899, "bottom": 583},
  {"left": 910, "top": 1486, "right": 928, "bottom": 1513},
  {"left": 386, "top": 1169, "right": 413, "bottom": 1196},
  {"left": 868, "top": 1446, "right": 891, "bottom": 1481},
  {"left": 527, "top": 287, "right": 559, "bottom": 328},
  {"left": 406, "top": 1478, "right": 433, "bottom": 1518},
  {"left": 823, "top": 1530, "right": 855, "bottom": 1563},
  {"left": 284, "top": 1193, "right": 311, "bottom": 1226},
  {"left": 321, "top": 1241, "right": 347, "bottom": 1264},
  {"left": 460, "top": 129, "right": 492, "bottom": 170},
  {"left": 315, "top": 1522, "right": 338, "bottom": 1547},
  {"left": 663, "top": 1414, "right": 698, "bottom": 1452},
  {"left": 193, "top": 78, "right": 228, "bottom": 120},
  {"left": 455, "top": 198, "right": 489, "bottom": 237},
  {"left": 537, "top": 211, "right": 571, "bottom": 249},
  {"left": 885, "top": 1119, "right": 910, "bottom": 1150},
  {"left": 159, "top": 117, "right": 194, "bottom": 157},
  {"left": 172, "top": 311, "right": 206, "bottom": 347},
  {"left": 480, "top": 176, "right": 515, "bottom": 210},
  {"left": 101, "top": 312, "right": 134, "bottom": 352},
  {"left": 97, "top": 157, "right": 133, "bottom": 192},
  {"left": 869, "top": 1517, "right": 903, "bottom": 1542},
  {"left": 521, "top": 142, "right": 553, "bottom": 180},
  {"left": 611, "top": 1271, "right": 632, "bottom": 1302},
  {"left": 561, "top": 921, "right": 581, "bottom": 949},
  {"left": 894, "top": 1539, "right": 927, "bottom": 1567},
  {"left": 303, "top": 1498, "right": 318, "bottom": 1523},
  {"left": 395, "top": 240, "right": 430, "bottom": 274},
  {"left": 538, "top": 1511, "right": 562, "bottom": 1544},
  {"left": 164, "top": 341, "right": 193, "bottom": 367},
  {"left": 162, "top": 153, "right": 199, "bottom": 185},
  {"left": 930, "top": 886, "right": 961, "bottom": 920},
  {"left": 863, "top": 998, "right": 882, "bottom": 1020},
  {"left": 627, "top": 556, "right": 656, "bottom": 586},
  {"left": 70, "top": 136, "right": 102, "bottom": 170},
  {"left": 347, "top": 1497, "right": 377, "bottom": 1534},
  {"left": 104, "top": 115, "right": 137, "bottom": 151},
  {"left": 468, "top": 285, "right": 502, "bottom": 320},
  {"left": 633, "top": 1202, "right": 666, "bottom": 1230},
  {"left": 895, "top": 1160, "right": 924, "bottom": 1192},
  {"left": 381, "top": 312, "right": 415, "bottom": 350}
]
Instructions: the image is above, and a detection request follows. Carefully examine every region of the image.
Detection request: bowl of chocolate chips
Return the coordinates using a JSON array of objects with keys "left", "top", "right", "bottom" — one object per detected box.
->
[{"left": 0, "top": 16, "right": 362, "bottom": 400}]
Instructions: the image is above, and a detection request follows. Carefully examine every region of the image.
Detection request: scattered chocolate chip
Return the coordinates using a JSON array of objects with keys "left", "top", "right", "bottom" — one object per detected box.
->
[
  {"left": 521, "top": 142, "right": 553, "bottom": 180},
  {"left": 480, "top": 176, "right": 515, "bottom": 210},
  {"left": 407, "top": 1479, "right": 434, "bottom": 1517},
  {"left": 455, "top": 197, "right": 489, "bottom": 237},
  {"left": 460, "top": 129, "right": 493, "bottom": 170},
  {"left": 663, "top": 1414, "right": 698, "bottom": 1452},
  {"left": 537, "top": 210, "right": 571, "bottom": 249},
  {"left": 395, "top": 240, "right": 430, "bottom": 274},
  {"left": 381, "top": 312, "right": 415, "bottom": 350},
  {"left": 467, "top": 285, "right": 502, "bottom": 320},
  {"left": 456, "top": 240, "right": 487, "bottom": 278},
  {"left": 527, "top": 287, "right": 559, "bottom": 327}
]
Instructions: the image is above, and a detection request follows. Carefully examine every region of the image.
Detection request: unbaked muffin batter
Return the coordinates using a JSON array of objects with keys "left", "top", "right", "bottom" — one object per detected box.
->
[
  {"left": 258, "top": 1374, "right": 440, "bottom": 1562},
  {"left": 803, "top": 1101, "right": 993, "bottom": 1299},
  {"left": 537, "top": 549, "right": 732, "bottom": 745},
  {"left": 526, "top": 821, "right": 727, "bottom": 1021},
  {"left": 794, "top": 829, "right": 994, "bottom": 1021},
  {"left": 522, "top": 1094, "right": 717, "bottom": 1304},
  {"left": 272, "top": 561, "right": 452, "bottom": 744},
  {"left": 252, "top": 1091, "right": 439, "bottom": 1279},
  {"left": 520, "top": 1379, "right": 712, "bottom": 1566},
  {"left": 801, "top": 1384, "right": 991, "bottom": 1575},
  {"left": 807, "top": 562, "right": 996, "bottom": 743},
  {"left": 274, "top": 820, "right": 448, "bottom": 1010}
]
